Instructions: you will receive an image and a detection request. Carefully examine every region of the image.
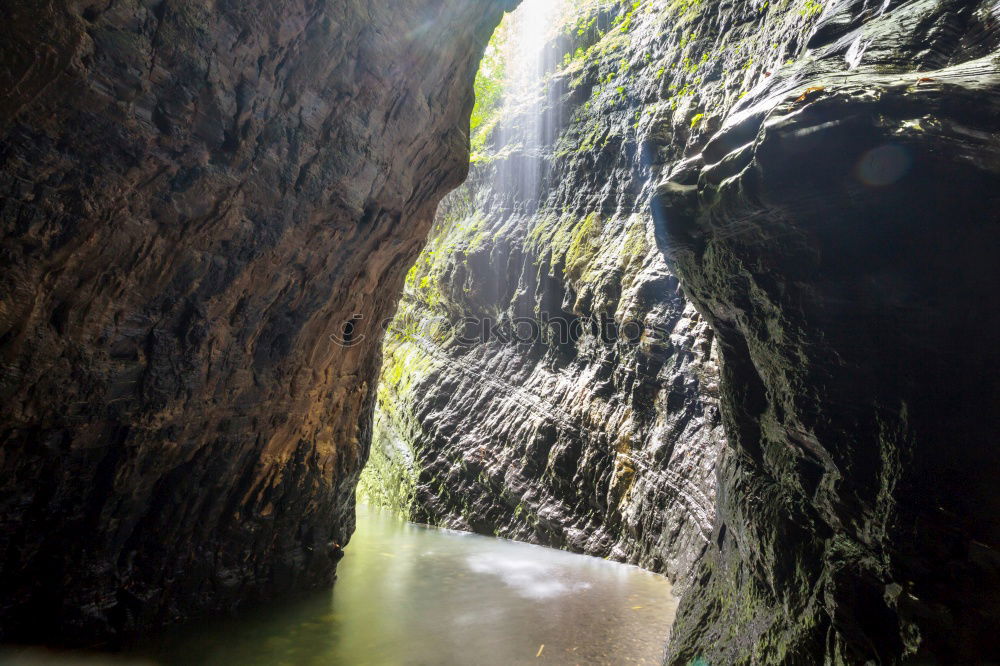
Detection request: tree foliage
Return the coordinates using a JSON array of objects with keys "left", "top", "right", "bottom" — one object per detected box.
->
[{"left": 470, "top": 16, "right": 511, "bottom": 160}]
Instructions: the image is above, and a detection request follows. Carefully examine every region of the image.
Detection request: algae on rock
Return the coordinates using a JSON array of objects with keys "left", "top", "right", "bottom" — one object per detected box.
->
[
  {"left": 370, "top": 0, "right": 1000, "bottom": 663},
  {"left": 367, "top": 0, "right": 727, "bottom": 585}
]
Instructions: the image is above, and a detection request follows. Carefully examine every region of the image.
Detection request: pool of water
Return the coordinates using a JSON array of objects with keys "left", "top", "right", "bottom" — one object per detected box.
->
[{"left": 140, "top": 505, "right": 678, "bottom": 665}]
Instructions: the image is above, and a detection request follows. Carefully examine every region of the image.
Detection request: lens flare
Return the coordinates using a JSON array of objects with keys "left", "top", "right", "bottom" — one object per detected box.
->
[{"left": 855, "top": 144, "right": 912, "bottom": 186}]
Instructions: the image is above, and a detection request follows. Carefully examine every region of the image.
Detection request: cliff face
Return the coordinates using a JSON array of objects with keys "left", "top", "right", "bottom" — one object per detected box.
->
[
  {"left": 367, "top": 0, "right": 1000, "bottom": 663},
  {"left": 654, "top": 0, "right": 1000, "bottom": 662},
  {"left": 365, "top": 2, "right": 727, "bottom": 582},
  {"left": 0, "top": 0, "right": 511, "bottom": 643}
]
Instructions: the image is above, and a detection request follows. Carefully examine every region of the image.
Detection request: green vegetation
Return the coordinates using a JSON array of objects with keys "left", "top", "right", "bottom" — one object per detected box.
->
[
  {"left": 400, "top": 186, "right": 491, "bottom": 321},
  {"left": 670, "top": 0, "right": 705, "bottom": 18},
  {"left": 620, "top": 218, "right": 649, "bottom": 257},
  {"left": 565, "top": 213, "right": 604, "bottom": 281},
  {"left": 359, "top": 319, "right": 442, "bottom": 513},
  {"left": 470, "top": 16, "right": 511, "bottom": 163},
  {"left": 523, "top": 212, "right": 609, "bottom": 285},
  {"left": 800, "top": 0, "right": 823, "bottom": 16},
  {"left": 356, "top": 438, "right": 418, "bottom": 512},
  {"left": 612, "top": 0, "right": 650, "bottom": 34},
  {"left": 558, "top": 0, "right": 647, "bottom": 83}
]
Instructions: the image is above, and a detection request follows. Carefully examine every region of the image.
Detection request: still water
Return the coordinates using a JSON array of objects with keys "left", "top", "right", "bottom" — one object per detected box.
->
[{"left": 143, "top": 506, "right": 678, "bottom": 665}]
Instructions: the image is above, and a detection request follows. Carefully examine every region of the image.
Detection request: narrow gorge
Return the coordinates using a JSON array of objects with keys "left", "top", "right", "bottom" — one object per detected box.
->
[
  {"left": 1, "top": 0, "right": 998, "bottom": 664},
  {"left": 361, "top": 1, "right": 726, "bottom": 583}
]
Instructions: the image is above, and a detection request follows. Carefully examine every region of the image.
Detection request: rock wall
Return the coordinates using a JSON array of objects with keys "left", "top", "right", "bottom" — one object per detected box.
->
[
  {"left": 366, "top": 1, "right": 727, "bottom": 582},
  {"left": 0, "top": 0, "right": 512, "bottom": 644},
  {"left": 367, "top": 0, "right": 1000, "bottom": 662},
  {"left": 653, "top": 0, "right": 1000, "bottom": 662}
]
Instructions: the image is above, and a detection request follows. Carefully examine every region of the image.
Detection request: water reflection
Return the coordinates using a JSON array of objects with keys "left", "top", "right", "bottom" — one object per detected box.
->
[{"left": 142, "top": 506, "right": 678, "bottom": 665}]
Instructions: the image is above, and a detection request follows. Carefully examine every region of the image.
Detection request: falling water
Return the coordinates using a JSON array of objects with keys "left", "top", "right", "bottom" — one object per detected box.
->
[{"left": 493, "top": 0, "right": 568, "bottom": 215}]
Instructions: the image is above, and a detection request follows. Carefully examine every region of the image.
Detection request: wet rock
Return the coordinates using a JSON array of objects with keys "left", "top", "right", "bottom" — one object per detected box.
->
[
  {"left": 651, "top": 0, "right": 1000, "bottom": 663},
  {"left": 370, "top": 0, "right": 1000, "bottom": 662},
  {"left": 366, "top": 2, "right": 727, "bottom": 584},
  {"left": 0, "top": 0, "right": 512, "bottom": 644}
]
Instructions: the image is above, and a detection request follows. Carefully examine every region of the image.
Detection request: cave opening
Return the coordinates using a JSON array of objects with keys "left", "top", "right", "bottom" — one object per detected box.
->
[
  {"left": 3, "top": 0, "right": 999, "bottom": 662},
  {"left": 127, "top": 2, "right": 718, "bottom": 661},
  {"left": 349, "top": 0, "right": 724, "bottom": 661}
]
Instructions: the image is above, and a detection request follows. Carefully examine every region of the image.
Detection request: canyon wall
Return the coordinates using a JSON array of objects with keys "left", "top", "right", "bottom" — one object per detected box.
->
[
  {"left": 653, "top": 0, "right": 1000, "bottom": 662},
  {"left": 369, "top": 0, "right": 1000, "bottom": 663},
  {"left": 2, "top": 0, "right": 998, "bottom": 661},
  {"left": 0, "top": 0, "right": 512, "bottom": 643},
  {"left": 364, "top": 2, "right": 727, "bottom": 581}
]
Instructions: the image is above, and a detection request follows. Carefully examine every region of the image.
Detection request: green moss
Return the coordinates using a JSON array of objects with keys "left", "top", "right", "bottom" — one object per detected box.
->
[
  {"left": 565, "top": 213, "right": 604, "bottom": 281},
  {"left": 800, "top": 0, "right": 823, "bottom": 16},
  {"left": 670, "top": 0, "right": 705, "bottom": 19},
  {"left": 356, "top": 437, "right": 417, "bottom": 513},
  {"left": 398, "top": 187, "right": 491, "bottom": 318},
  {"left": 362, "top": 327, "right": 443, "bottom": 514},
  {"left": 619, "top": 218, "right": 650, "bottom": 265},
  {"left": 612, "top": 0, "right": 649, "bottom": 34}
]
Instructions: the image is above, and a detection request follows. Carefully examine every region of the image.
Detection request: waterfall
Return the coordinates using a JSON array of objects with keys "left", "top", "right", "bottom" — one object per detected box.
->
[{"left": 492, "top": 0, "right": 568, "bottom": 216}]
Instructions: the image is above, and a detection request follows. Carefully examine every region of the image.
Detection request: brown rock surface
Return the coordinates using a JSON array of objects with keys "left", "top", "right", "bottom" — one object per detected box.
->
[{"left": 0, "top": 0, "right": 511, "bottom": 643}]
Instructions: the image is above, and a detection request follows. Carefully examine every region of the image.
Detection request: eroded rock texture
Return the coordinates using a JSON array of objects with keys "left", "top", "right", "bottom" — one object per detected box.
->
[
  {"left": 365, "top": 2, "right": 727, "bottom": 582},
  {"left": 652, "top": 0, "right": 1000, "bottom": 663},
  {"left": 366, "top": 0, "right": 1000, "bottom": 662},
  {"left": 0, "top": 0, "right": 511, "bottom": 643}
]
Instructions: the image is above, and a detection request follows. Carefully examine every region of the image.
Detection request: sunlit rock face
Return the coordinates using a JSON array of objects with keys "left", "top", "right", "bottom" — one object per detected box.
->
[
  {"left": 369, "top": 0, "right": 1000, "bottom": 663},
  {"left": 366, "top": 1, "right": 727, "bottom": 583},
  {"left": 649, "top": 0, "right": 1000, "bottom": 663},
  {"left": 0, "top": 0, "right": 512, "bottom": 644}
]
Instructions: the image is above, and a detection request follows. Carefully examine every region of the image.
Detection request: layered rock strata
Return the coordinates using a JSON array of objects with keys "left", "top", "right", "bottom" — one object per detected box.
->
[
  {"left": 366, "top": 1, "right": 727, "bottom": 582},
  {"left": 367, "top": 0, "right": 1000, "bottom": 662},
  {"left": 653, "top": 0, "right": 1000, "bottom": 662},
  {"left": 0, "top": 0, "right": 511, "bottom": 644}
]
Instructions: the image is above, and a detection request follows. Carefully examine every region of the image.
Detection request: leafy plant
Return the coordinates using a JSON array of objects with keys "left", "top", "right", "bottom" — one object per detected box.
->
[
  {"left": 800, "top": 0, "right": 823, "bottom": 16},
  {"left": 469, "top": 16, "right": 512, "bottom": 161}
]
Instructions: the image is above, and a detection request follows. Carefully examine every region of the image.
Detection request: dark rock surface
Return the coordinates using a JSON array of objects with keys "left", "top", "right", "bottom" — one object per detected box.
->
[
  {"left": 2, "top": 0, "right": 998, "bottom": 661},
  {"left": 368, "top": 0, "right": 1000, "bottom": 662},
  {"left": 0, "top": 0, "right": 511, "bottom": 644},
  {"left": 651, "top": 0, "right": 1000, "bottom": 663},
  {"left": 364, "top": 2, "right": 726, "bottom": 582}
]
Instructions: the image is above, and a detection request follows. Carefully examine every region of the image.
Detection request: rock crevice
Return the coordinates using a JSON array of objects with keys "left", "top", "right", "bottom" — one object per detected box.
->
[{"left": 365, "top": 0, "right": 727, "bottom": 584}]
